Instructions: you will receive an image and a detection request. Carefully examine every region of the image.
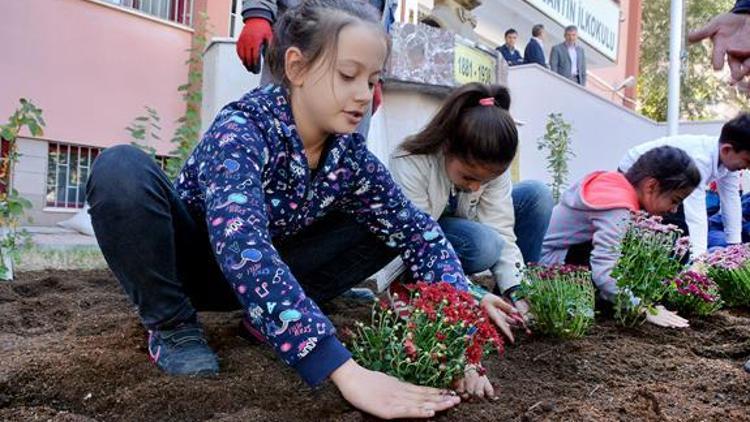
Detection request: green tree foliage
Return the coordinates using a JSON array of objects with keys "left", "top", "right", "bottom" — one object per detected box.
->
[
  {"left": 165, "top": 12, "right": 208, "bottom": 180},
  {"left": 0, "top": 99, "right": 44, "bottom": 280},
  {"left": 126, "top": 106, "right": 161, "bottom": 158},
  {"left": 638, "top": 0, "right": 745, "bottom": 121}
]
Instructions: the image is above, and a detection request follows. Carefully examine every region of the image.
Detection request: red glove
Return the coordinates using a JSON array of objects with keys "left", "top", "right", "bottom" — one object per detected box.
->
[
  {"left": 236, "top": 17, "right": 273, "bottom": 74},
  {"left": 372, "top": 80, "right": 383, "bottom": 114}
]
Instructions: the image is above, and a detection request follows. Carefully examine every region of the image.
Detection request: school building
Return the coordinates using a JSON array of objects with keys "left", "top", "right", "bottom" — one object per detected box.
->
[
  {"left": 3, "top": 0, "right": 703, "bottom": 228},
  {"left": 401, "top": 0, "right": 644, "bottom": 108},
  {"left": 0, "top": 0, "right": 240, "bottom": 226}
]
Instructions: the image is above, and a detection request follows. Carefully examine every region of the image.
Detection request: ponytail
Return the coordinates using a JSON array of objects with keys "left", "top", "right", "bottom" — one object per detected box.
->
[{"left": 400, "top": 83, "right": 518, "bottom": 168}]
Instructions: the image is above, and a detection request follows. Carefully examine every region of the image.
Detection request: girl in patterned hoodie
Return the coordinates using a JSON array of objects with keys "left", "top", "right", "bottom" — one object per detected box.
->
[
  {"left": 86, "top": 0, "right": 517, "bottom": 417},
  {"left": 540, "top": 146, "right": 701, "bottom": 328}
]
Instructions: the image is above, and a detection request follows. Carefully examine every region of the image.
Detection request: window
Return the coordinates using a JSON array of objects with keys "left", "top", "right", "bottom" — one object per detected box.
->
[
  {"left": 102, "top": 0, "right": 194, "bottom": 26},
  {"left": 230, "top": 0, "right": 244, "bottom": 38},
  {"left": 46, "top": 143, "right": 101, "bottom": 209}
]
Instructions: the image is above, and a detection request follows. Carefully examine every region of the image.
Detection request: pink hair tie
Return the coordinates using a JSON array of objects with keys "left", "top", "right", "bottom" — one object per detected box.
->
[{"left": 479, "top": 97, "right": 496, "bottom": 107}]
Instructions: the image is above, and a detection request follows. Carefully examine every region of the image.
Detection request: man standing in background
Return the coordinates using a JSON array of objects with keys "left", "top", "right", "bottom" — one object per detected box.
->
[
  {"left": 497, "top": 29, "right": 524, "bottom": 66},
  {"left": 550, "top": 25, "right": 587, "bottom": 86},
  {"left": 523, "top": 24, "right": 547, "bottom": 67}
]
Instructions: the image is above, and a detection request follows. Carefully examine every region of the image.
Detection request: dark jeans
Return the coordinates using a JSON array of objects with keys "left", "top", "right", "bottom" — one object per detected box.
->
[
  {"left": 86, "top": 145, "right": 396, "bottom": 331},
  {"left": 511, "top": 180, "right": 554, "bottom": 263}
]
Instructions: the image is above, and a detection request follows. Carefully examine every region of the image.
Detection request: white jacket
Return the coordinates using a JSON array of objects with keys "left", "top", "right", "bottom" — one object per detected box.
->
[
  {"left": 389, "top": 149, "right": 524, "bottom": 291},
  {"left": 618, "top": 134, "right": 742, "bottom": 256}
]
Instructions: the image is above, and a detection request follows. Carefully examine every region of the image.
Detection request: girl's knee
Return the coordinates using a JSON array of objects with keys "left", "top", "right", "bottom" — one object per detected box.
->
[
  {"left": 485, "top": 229, "right": 505, "bottom": 261},
  {"left": 466, "top": 228, "right": 504, "bottom": 273},
  {"left": 526, "top": 180, "right": 554, "bottom": 208},
  {"left": 92, "top": 145, "right": 153, "bottom": 183},
  {"left": 87, "top": 145, "right": 161, "bottom": 210},
  {"left": 515, "top": 180, "right": 554, "bottom": 221}
]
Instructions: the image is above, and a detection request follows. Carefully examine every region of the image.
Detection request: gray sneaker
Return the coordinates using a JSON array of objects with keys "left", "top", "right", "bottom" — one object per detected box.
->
[{"left": 147, "top": 323, "right": 219, "bottom": 376}]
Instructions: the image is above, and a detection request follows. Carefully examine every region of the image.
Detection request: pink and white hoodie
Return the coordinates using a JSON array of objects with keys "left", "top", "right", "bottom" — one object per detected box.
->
[{"left": 540, "top": 171, "right": 640, "bottom": 301}]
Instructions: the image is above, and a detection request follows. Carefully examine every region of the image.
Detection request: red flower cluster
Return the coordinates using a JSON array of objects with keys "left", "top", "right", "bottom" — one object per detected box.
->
[
  {"left": 403, "top": 337, "right": 418, "bottom": 359},
  {"left": 409, "top": 282, "right": 504, "bottom": 364},
  {"left": 349, "top": 282, "right": 505, "bottom": 389}
]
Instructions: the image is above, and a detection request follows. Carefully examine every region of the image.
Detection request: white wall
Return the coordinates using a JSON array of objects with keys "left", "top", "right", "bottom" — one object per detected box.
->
[
  {"left": 679, "top": 120, "right": 726, "bottom": 137},
  {"left": 508, "top": 64, "right": 724, "bottom": 184},
  {"left": 372, "top": 65, "right": 726, "bottom": 185},
  {"left": 202, "top": 39, "right": 262, "bottom": 134},
  {"left": 15, "top": 138, "right": 49, "bottom": 224},
  {"left": 199, "top": 38, "right": 727, "bottom": 189},
  {"left": 368, "top": 89, "right": 444, "bottom": 163}
]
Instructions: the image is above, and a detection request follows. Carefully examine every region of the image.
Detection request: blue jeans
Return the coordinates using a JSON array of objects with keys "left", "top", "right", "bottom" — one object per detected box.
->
[
  {"left": 438, "top": 180, "right": 553, "bottom": 275},
  {"left": 86, "top": 145, "right": 396, "bottom": 331}
]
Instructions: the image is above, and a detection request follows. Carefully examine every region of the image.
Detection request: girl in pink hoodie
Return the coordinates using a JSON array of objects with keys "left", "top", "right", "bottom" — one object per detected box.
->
[{"left": 540, "top": 146, "right": 701, "bottom": 328}]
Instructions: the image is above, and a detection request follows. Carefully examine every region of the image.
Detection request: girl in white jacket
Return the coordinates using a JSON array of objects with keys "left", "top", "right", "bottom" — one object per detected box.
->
[{"left": 390, "top": 83, "right": 554, "bottom": 319}]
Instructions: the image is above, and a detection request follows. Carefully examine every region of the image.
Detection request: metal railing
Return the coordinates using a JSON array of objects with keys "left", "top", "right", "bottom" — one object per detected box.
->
[
  {"left": 102, "top": 0, "right": 194, "bottom": 26},
  {"left": 586, "top": 71, "right": 640, "bottom": 108}
]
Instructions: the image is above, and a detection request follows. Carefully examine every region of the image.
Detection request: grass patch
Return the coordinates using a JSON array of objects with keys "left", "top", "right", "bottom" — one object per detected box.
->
[{"left": 15, "top": 246, "right": 107, "bottom": 272}]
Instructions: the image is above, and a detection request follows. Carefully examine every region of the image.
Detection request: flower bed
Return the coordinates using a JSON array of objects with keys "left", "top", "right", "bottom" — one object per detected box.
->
[
  {"left": 699, "top": 244, "right": 750, "bottom": 307},
  {"left": 3, "top": 270, "right": 750, "bottom": 420}
]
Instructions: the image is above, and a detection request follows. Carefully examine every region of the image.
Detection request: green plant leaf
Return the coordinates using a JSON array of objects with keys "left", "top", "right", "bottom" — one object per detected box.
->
[
  {"left": 0, "top": 128, "right": 13, "bottom": 141},
  {"left": 27, "top": 121, "right": 43, "bottom": 137}
]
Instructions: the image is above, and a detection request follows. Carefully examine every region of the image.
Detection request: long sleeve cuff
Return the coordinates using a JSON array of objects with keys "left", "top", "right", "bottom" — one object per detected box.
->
[
  {"left": 467, "top": 282, "right": 490, "bottom": 301},
  {"left": 495, "top": 268, "right": 522, "bottom": 292},
  {"left": 726, "top": 230, "right": 743, "bottom": 244},
  {"left": 734, "top": 0, "right": 750, "bottom": 13},
  {"left": 242, "top": 8, "right": 273, "bottom": 22},
  {"left": 293, "top": 335, "right": 352, "bottom": 387},
  {"left": 491, "top": 261, "right": 523, "bottom": 292}
]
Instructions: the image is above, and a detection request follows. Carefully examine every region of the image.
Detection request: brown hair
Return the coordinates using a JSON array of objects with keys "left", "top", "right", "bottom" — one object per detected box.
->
[
  {"left": 625, "top": 145, "right": 701, "bottom": 194},
  {"left": 401, "top": 83, "right": 518, "bottom": 169},
  {"left": 267, "top": 0, "right": 390, "bottom": 87},
  {"left": 719, "top": 112, "right": 750, "bottom": 153}
]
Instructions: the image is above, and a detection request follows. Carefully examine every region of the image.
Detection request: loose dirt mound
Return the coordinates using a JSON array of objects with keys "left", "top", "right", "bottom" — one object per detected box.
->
[{"left": 1, "top": 271, "right": 749, "bottom": 421}]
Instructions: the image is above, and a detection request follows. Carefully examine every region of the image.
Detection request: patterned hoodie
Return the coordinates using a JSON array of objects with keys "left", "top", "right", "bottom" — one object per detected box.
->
[
  {"left": 540, "top": 171, "right": 640, "bottom": 301},
  {"left": 175, "top": 84, "right": 468, "bottom": 386}
]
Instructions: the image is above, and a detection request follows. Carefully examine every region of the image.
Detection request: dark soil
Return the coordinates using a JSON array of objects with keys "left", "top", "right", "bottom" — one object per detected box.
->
[{"left": 1, "top": 270, "right": 749, "bottom": 421}]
